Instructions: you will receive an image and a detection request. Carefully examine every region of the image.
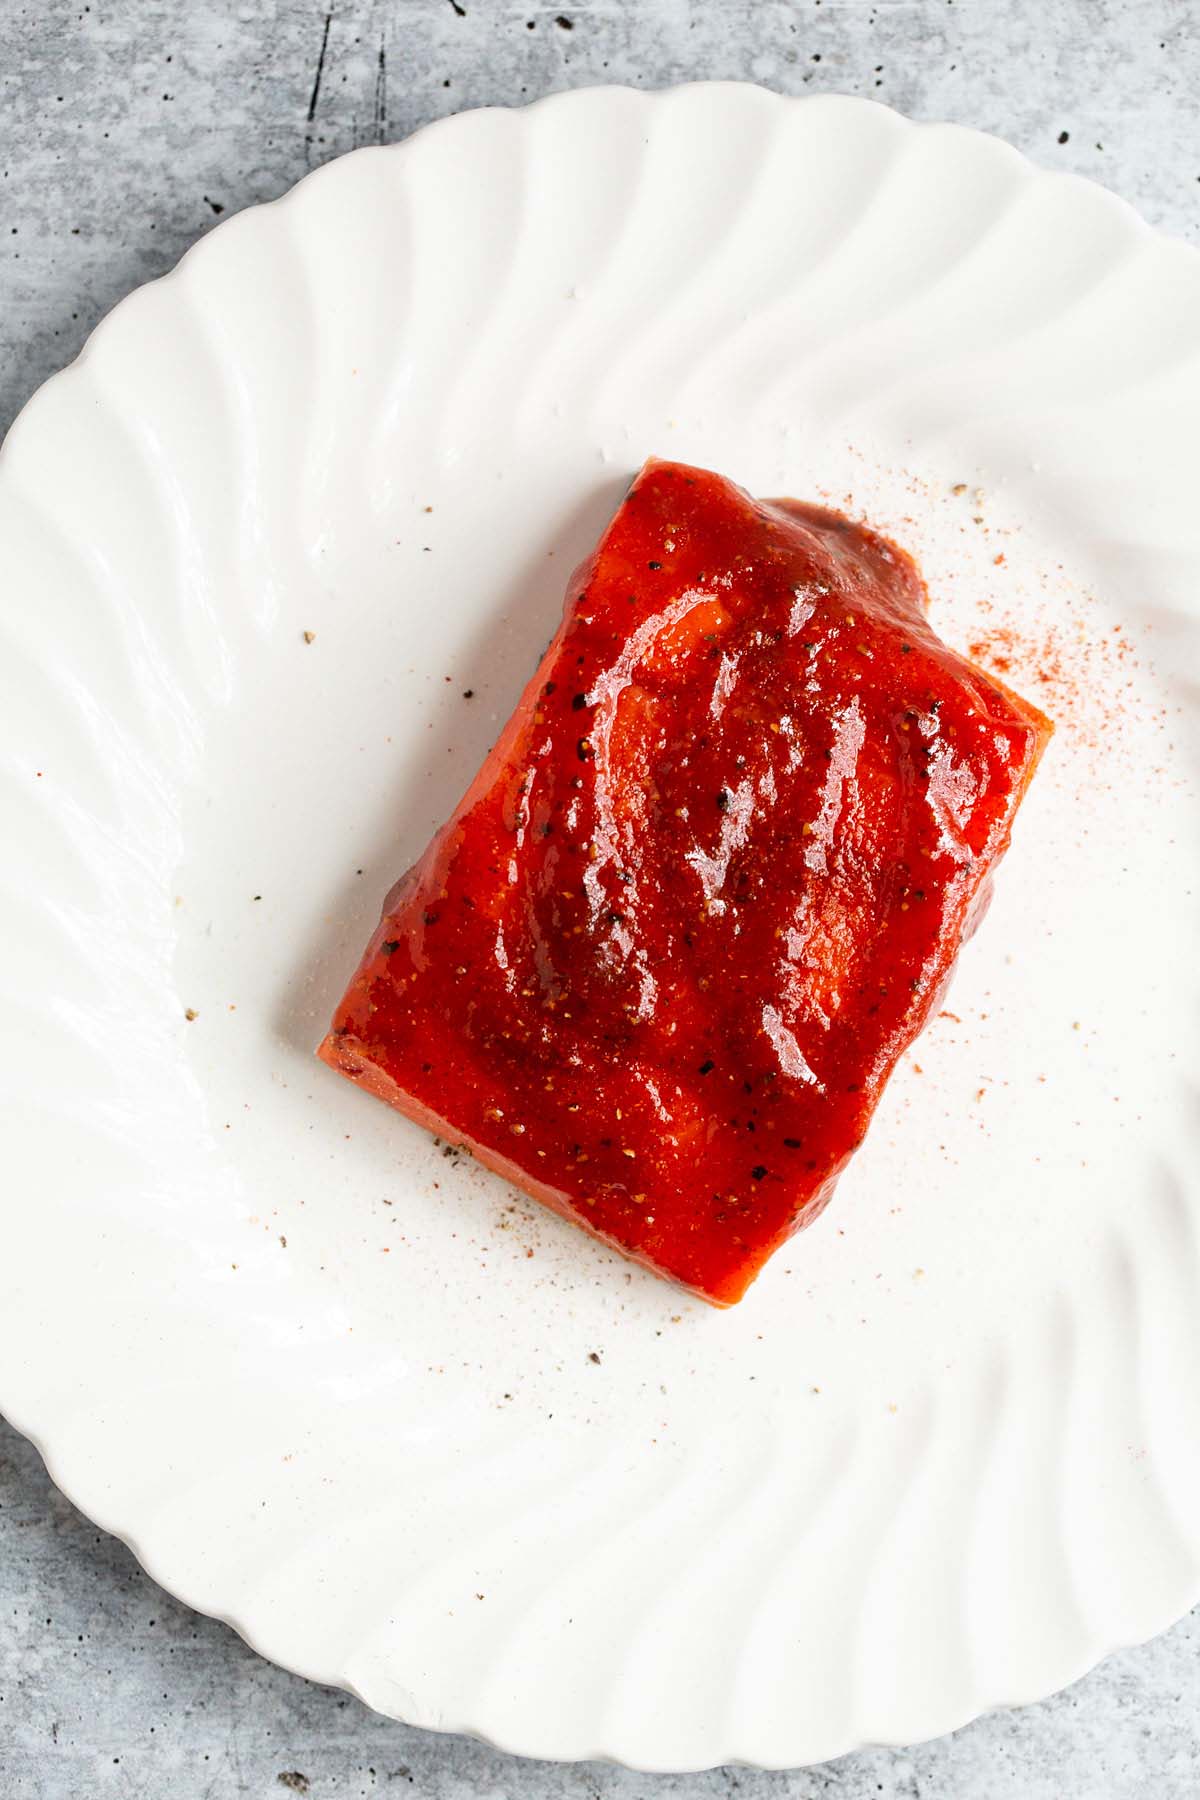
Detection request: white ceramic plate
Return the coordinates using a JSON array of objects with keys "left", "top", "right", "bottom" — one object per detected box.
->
[{"left": 2, "top": 85, "right": 1199, "bottom": 1771}]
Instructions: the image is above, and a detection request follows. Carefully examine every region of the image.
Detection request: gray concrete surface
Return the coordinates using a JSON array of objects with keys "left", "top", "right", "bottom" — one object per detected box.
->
[{"left": 2, "top": 1, "right": 1198, "bottom": 1793}]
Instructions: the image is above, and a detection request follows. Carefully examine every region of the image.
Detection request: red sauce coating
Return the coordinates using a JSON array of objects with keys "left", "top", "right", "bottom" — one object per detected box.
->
[{"left": 320, "top": 460, "right": 1051, "bottom": 1305}]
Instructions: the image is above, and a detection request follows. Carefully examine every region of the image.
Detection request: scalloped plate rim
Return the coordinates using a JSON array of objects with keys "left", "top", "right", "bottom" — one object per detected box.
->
[{"left": 1, "top": 83, "right": 1198, "bottom": 1772}]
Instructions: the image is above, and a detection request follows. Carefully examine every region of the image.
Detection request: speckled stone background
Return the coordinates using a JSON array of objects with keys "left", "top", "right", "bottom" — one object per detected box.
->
[{"left": 2, "top": 2, "right": 1198, "bottom": 1795}]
